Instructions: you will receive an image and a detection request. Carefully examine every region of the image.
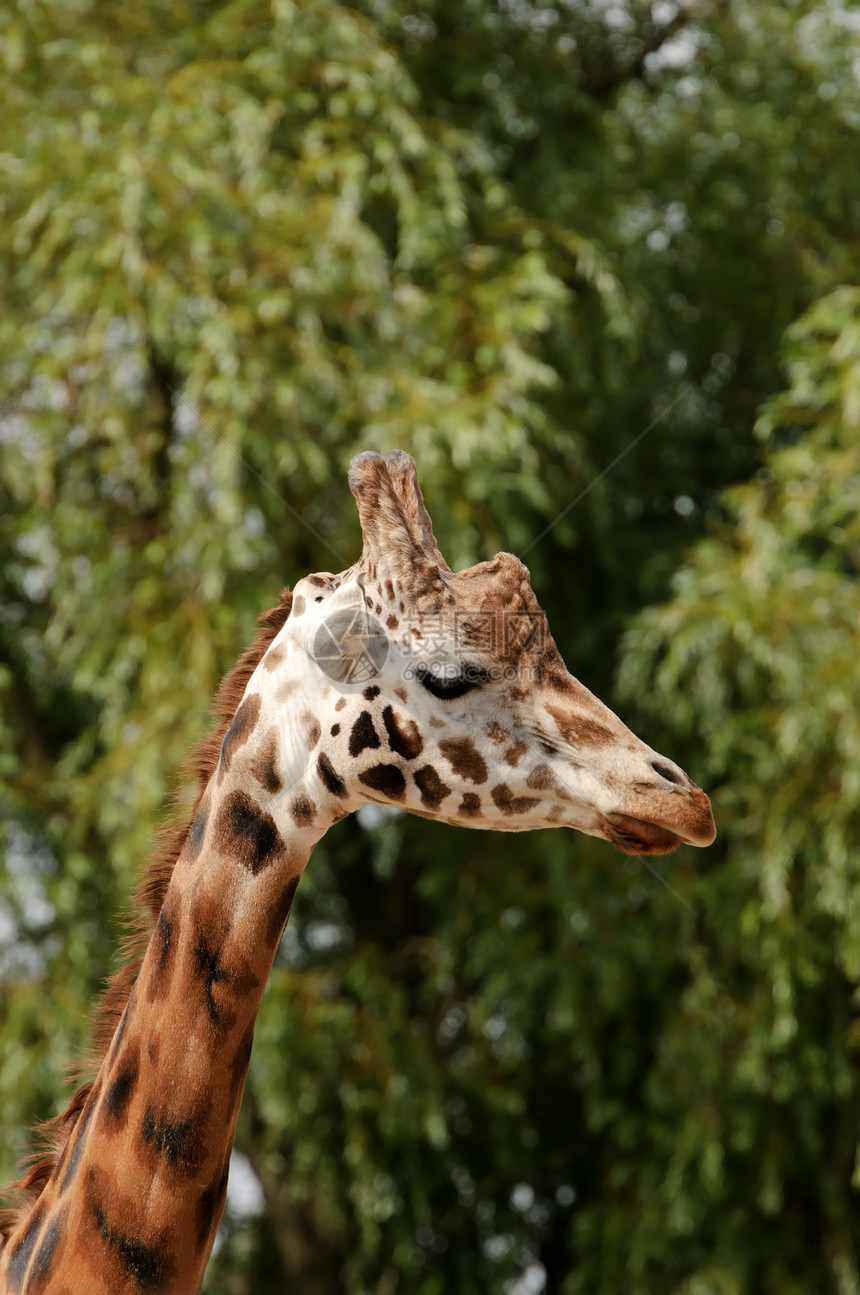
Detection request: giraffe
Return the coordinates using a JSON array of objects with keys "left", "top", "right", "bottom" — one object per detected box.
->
[{"left": 0, "top": 449, "right": 715, "bottom": 1294}]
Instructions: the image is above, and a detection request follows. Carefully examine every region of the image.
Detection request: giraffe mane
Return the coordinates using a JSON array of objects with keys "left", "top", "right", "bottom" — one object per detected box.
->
[{"left": 0, "top": 589, "right": 294, "bottom": 1244}]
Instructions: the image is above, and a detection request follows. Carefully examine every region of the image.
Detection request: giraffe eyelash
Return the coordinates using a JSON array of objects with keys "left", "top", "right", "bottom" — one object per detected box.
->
[{"left": 415, "top": 663, "right": 492, "bottom": 701}]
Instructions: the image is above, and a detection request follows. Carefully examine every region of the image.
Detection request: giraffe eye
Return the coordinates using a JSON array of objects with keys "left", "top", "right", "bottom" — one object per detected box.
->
[{"left": 415, "top": 663, "right": 491, "bottom": 701}]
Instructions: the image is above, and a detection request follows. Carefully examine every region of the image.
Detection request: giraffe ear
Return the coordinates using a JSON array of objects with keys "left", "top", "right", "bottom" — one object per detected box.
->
[
  {"left": 384, "top": 449, "right": 451, "bottom": 572},
  {"left": 348, "top": 450, "right": 450, "bottom": 578},
  {"left": 301, "top": 578, "right": 390, "bottom": 684}
]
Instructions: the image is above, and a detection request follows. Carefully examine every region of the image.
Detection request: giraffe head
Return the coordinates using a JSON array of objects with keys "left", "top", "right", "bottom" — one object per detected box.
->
[{"left": 254, "top": 451, "right": 714, "bottom": 855}]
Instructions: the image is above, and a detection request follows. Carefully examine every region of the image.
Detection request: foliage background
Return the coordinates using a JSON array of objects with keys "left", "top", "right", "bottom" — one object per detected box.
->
[{"left": 1, "top": 1, "right": 859, "bottom": 1291}]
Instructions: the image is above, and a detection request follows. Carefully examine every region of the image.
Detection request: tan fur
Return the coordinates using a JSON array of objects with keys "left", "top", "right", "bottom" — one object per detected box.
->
[{"left": 0, "top": 591, "right": 293, "bottom": 1245}]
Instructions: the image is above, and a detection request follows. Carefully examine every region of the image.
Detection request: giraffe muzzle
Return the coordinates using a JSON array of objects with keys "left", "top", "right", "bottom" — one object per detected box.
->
[{"left": 601, "top": 783, "right": 716, "bottom": 856}]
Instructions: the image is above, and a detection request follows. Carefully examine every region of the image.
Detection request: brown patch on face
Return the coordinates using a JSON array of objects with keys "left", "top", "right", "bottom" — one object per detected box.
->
[
  {"left": 413, "top": 765, "right": 451, "bottom": 809},
  {"left": 317, "top": 752, "right": 347, "bottom": 798},
  {"left": 331, "top": 723, "right": 341, "bottom": 736},
  {"left": 384, "top": 580, "right": 395, "bottom": 600},
  {"left": 364, "top": 685, "right": 381, "bottom": 700},
  {"left": 335, "top": 696, "right": 347, "bottom": 712},
  {"left": 291, "top": 594, "right": 306, "bottom": 617},
  {"left": 382, "top": 705, "right": 423, "bottom": 759},
  {"left": 359, "top": 763, "right": 406, "bottom": 800},
  {"left": 218, "top": 693, "right": 261, "bottom": 780},
  {"left": 526, "top": 763, "right": 556, "bottom": 790},
  {"left": 263, "top": 643, "right": 288, "bottom": 671},
  {"left": 289, "top": 794, "right": 317, "bottom": 827},
  {"left": 394, "top": 687, "right": 408, "bottom": 703},
  {"left": 491, "top": 784, "right": 540, "bottom": 815},
  {"left": 276, "top": 679, "right": 298, "bottom": 703},
  {"left": 216, "top": 790, "right": 286, "bottom": 874},
  {"left": 251, "top": 729, "right": 282, "bottom": 793},
  {"left": 428, "top": 715, "right": 444, "bottom": 729},
  {"left": 307, "top": 575, "right": 327, "bottom": 587},
  {"left": 545, "top": 702, "right": 615, "bottom": 748},
  {"left": 486, "top": 721, "right": 508, "bottom": 745},
  {"left": 301, "top": 712, "right": 322, "bottom": 751},
  {"left": 387, "top": 614, "right": 399, "bottom": 629},
  {"left": 439, "top": 737, "right": 488, "bottom": 785},
  {"left": 349, "top": 710, "right": 381, "bottom": 757},
  {"left": 544, "top": 666, "right": 574, "bottom": 693},
  {"left": 459, "top": 793, "right": 482, "bottom": 817},
  {"left": 504, "top": 740, "right": 528, "bottom": 767}
]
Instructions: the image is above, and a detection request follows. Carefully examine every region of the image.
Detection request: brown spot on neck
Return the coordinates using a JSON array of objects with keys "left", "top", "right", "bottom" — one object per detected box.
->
[
  {"left": 317, "top": 752, "right": 347, "bottom": 798},
  {"left": 216, "top": 791, "right": 286, "bottom": 874},
  {"left": 276, "top": 678, "right": 298, "bottom": 703},
  {"left": 300, "top": 712, "right": 322, "bottom": 752},
  {"left": 146, "top": 907, "right": 176, "bottom": 1001},
  {"left": 262, "top": 642, "right": 288, "bottom": 671},
  {"left": 217, "top": 693, "right": 261, "bottom": 782},
  {"left": 250, "top": 729, "right": 282, "bottom": 793},
  {"left": 289, "top": 794, "right": 317, "bottom": 827},
  {"left": 186, "top": 799, "right": 210, "bottom": 861}
]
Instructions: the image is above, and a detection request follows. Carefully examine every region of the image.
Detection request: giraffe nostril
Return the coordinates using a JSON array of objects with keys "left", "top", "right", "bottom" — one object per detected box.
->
[{"left": 651, "top": 760, "right": 685, "bottom": 787}]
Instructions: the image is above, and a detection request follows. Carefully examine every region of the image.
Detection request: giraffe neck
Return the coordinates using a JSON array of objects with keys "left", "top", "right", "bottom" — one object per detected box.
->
[{"left": 0, "top": 669, "right": 336, "bottom": 1295}]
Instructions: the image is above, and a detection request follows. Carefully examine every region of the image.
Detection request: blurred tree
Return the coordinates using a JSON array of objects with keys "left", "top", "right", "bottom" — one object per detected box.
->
[
  {"left": 0, "top": 0, "right": 858, "bottom": 1292},
  {"left": 616, "top": 285, "right": 860, "bottom": 1295}
]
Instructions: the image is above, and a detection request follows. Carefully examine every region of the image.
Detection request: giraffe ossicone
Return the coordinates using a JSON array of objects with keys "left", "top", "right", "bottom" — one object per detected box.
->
[{"left": 0, "top": 450, "right": 714, "bottom": 1295}]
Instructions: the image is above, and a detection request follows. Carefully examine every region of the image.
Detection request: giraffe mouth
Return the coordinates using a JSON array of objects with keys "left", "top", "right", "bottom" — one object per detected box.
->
[{"left": 600, "top": 813, "right": 687, "bottom": 856}]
